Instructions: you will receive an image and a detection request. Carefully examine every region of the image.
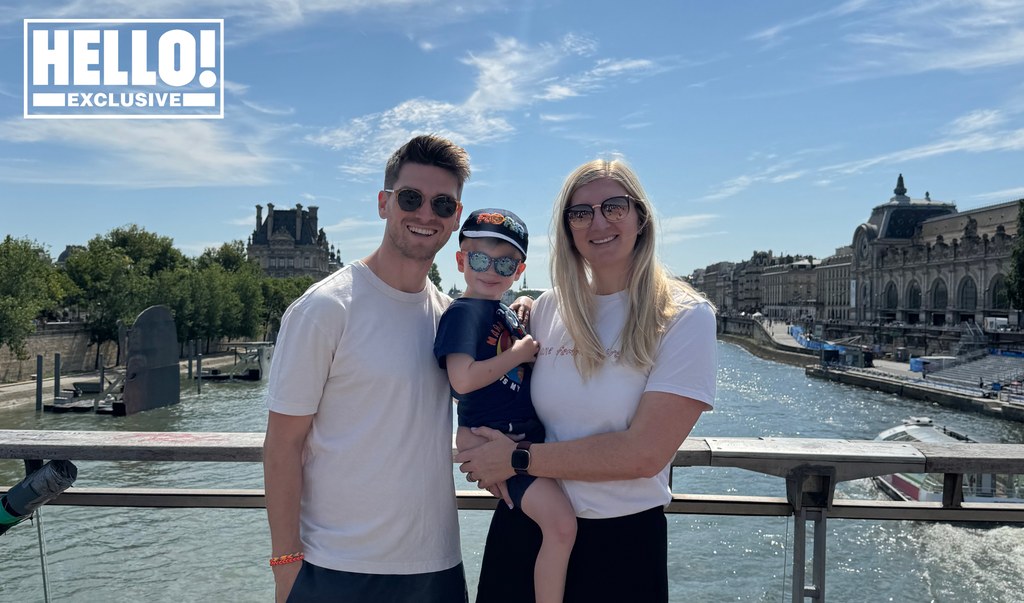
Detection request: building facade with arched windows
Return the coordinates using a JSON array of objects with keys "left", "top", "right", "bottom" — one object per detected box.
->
[{"left": 849, "top": 175, "right": 1019, "bottom": 329}]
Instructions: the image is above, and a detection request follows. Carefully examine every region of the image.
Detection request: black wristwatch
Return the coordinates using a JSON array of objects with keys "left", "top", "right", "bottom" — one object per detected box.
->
[{"left": 511, "top": 441, "right": 532, "bottom": 475}]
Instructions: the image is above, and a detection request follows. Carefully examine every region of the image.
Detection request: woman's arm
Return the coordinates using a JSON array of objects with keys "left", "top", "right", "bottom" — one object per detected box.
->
[{"left": 455, "top": 391, "right": 710, "bottom": 487}]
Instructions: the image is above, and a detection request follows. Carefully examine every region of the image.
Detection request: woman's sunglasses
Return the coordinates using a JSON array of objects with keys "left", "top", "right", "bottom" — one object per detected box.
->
[
  {"left": 564, "top": 195, "right": 634, "bottom": 230},
  {"left": 385, "top": 188, "right": 460, "bottom": 219},
  {"left": 463, "top": 251, "right": 522, "bottom": 277}
]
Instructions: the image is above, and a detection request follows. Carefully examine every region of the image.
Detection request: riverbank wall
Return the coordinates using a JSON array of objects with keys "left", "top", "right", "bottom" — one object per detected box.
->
[
  {"left": 0, "top": 323, "right": 117, "bottom": 383},
  {"left": 717, "top": 316, "right": 1024, "bottom": 423}
]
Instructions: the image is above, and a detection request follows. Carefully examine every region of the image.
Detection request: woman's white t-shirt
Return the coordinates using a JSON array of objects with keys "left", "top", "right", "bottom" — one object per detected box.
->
[{"left": 529, "top": 289, "right": 717, "bottom": 519}]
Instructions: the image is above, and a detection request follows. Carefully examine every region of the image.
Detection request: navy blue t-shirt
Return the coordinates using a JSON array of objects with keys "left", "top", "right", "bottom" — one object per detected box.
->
[{"left": 433, "top": 298, "right": 540, "bottom": 432}]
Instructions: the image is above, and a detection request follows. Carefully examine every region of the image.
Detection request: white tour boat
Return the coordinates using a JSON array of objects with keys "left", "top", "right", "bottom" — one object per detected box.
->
[{"left": 873, "top": 417, "right": 1024, "bottom": 503}]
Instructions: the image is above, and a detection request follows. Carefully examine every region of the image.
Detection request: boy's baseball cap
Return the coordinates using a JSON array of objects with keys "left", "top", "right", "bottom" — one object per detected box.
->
[{"left": 459, "top": 208, "right": 529, "bottom": 257}]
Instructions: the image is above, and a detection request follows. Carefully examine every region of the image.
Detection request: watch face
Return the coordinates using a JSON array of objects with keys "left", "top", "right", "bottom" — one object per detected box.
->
[{"left": 511, "top": 449, "right": 530, "bottom": 471}]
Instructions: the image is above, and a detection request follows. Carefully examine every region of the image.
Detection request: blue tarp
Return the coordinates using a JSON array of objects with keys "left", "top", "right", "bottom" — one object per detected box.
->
[{"left": 789, "top": 325, "right": 845, "bottom": 353}]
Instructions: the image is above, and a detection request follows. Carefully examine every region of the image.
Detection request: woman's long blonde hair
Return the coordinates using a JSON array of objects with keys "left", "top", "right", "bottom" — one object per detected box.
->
[{"left": 550, "top": 159, "right": 710, "bottom": 379}]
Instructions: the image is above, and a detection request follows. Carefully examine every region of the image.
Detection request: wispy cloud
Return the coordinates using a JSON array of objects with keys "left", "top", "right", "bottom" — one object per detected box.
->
[
  {"left": 539, "top": 113, "right": 588, "bottom": 122},
  {"left": 822, "top": 108, "right": 1024, "bottom": 176},
  {"left": 310, "top": 34, "right": 679, "bottom": 178},
  {"left": 699, "top": 160, "right": 805, "bottom": 202},
  {"left": 839, "top": 2, "right": 1024, "bottom": 77},
  {"left": 660, "top": 213, "right": 720, "bottom": 245},
  {"left": 4, "top": 0, "right": 505, "bottom": 39},
  {"left": 240, "top": 99, "right": 295, "bottom": 116},
  {"left": 323, "top": 217, "right": 380, "bottom": 232},
  {"left": 970, "top": 186, "right": 1024, "bottom": 202},
  {"left": 0, "top": 118, "right": 281, "bottom": 187},
  {"left": 946, "top": 109, "right": 1006, "bottom": 135},
  {"left": 748, "top": 0, "right": 873, "bottom": 48},
  {"left": 751, "top": 1, "right": 1024, "bottom": 83}
]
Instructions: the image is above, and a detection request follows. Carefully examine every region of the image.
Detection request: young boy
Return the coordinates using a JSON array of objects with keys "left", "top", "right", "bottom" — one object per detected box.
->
[{"left": 434, "top": 208, "right": 576, "bottom": 603}]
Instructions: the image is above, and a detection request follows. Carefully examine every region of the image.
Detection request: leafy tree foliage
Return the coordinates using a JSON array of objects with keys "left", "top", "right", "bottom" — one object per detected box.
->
[
  {"left": 429, "top": 262, "right": 443, "bottom": 291},
  {"left": 1006, "top": 200, "right": 1024, "bottom": 311},
  {"left": 64, "top": 237, "right": 151, "bottom": 364},
  {"left": 261, "top": 276, "right": 314, "bottom": 340},
  {"left": 106, "top": 224, "right": 185, "bottom": 276},
  {"left": 0, "top": 237, "right": 65, "bottom": 358},
  {"left": 18, "top": 225, "right": 317, "bottom": 362},
  {"left": 198, "top": 240, "right": 248, "bottom": 272}
]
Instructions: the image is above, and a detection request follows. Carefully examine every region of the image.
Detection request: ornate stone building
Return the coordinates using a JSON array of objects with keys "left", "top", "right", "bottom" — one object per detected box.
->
[
  {"left": 246, "top": 203, "right": 341, "bottom": 278},
  {"left": 817, "top": 246, "right": 852, "bottom": 322},
  {"left": 734, "top": 250, "right": 773, "bottom": 314},
  {"left": 692, "top": 175, "right": 1023, "bottom": 355},
  {"left": 702, "top": 262, "right": 735, "bottom": 313},
  {"left": 851, "top": 175, "right": 1018, "bottom": 328},
  {"left": 761, "top": 258, "right": 818, "bottom": 320}
]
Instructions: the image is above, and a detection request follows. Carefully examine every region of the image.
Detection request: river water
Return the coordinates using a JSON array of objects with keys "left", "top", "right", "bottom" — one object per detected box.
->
[{"left": 2, "top": 341, "right": 1023, "bottom": 602}]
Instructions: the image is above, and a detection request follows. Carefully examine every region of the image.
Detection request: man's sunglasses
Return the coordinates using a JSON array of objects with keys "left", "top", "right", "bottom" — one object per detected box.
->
[
  {"left": 384, "top": 188, "right": 460, "bottom": 219},
  {"left": 564, "top": 195, "right": 634, "bottom": 230},
  {"left": 463, "top": 251, "right": 522, "bottom": 277}
]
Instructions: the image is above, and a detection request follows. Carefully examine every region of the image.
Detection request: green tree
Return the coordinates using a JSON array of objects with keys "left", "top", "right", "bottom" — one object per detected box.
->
[
  {"left": 64, "top": 237, "right": 152, "bottom": 366},
  {"left": 0, "top": 237, "right": 64, "bottom": 358},
  {"left": 198, "top": 240, "right": 248, "bottom": 272},
  {"left": 107, "top": 224, "right": 185, "bottom": 276},
  {"left": 261, "top": 276, "right": 314, "bottom": 340},
  {"left": 1006, "top": 200, "right": 1024, "bottom": 313},
  {"left": 428, "top": 262, "right": 443, "bottom": 291},
  {"left": 152, "top": 266, "right": 199, "bottom": 351},
  {"left": 195, "top": 240, "right": 264, "bottom": 343}
]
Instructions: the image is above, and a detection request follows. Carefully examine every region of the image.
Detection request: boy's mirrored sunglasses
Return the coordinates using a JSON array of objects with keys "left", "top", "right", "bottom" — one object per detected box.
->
[
  {"left": 564, "top": 195, "right": 635, "bottom": 230},
  {"left": 384, "top": 188, "right": 461, "bottom": 218},
  {"left": 464, "top": 251, "right": 522, "bottom": 277}
]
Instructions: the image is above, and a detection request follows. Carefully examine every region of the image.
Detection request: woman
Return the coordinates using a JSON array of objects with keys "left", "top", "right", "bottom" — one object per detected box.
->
[{"left": 456, "top": 159, "right": 718, "bottom": 602}]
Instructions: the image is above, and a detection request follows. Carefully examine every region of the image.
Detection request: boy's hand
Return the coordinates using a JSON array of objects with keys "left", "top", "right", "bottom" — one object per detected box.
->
[
  {"left": 510, "top": 296, "right": 534, "bottom": 327},
  {"left": 509, "top": 334, "right": 539, "bottom": 364}
]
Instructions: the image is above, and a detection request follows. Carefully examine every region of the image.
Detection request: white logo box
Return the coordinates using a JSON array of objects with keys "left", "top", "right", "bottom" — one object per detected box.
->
[{"left": 24, "top": 19, "right": 224, "bottom": 119}]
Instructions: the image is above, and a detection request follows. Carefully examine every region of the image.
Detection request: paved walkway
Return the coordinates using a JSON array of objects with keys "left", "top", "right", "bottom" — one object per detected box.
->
[{"left": 759, "top": 319, "right": 917, "bottom": 379}]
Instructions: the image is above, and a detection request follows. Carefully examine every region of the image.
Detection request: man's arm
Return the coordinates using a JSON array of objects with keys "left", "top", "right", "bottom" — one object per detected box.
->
[
  {"left": 445, "top": 335, "right": 538, "bottom": 395},
  {"left": 264, "top": 411, "right": 314, "bottom": 603}
]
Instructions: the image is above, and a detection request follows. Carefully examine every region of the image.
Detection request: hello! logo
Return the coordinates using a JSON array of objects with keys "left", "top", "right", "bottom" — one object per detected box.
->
[{"left": 24, "top": 19, "right": 224, "bottom": 119}]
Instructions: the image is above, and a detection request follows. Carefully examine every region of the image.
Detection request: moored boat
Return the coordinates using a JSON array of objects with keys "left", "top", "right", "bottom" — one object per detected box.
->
[{"left": 873, "top": 417, "right": 1024, "bottom": 503}]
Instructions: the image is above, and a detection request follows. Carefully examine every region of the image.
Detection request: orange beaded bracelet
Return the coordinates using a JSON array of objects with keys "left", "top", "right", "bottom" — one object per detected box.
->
[{"left": 269, "top": 552, "right": 304, "bottom": 567}]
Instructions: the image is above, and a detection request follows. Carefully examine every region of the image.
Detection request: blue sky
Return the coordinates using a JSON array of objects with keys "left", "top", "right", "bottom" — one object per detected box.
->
[{"left": 2, "top": 1, "right": 1023, "bottom": 292}]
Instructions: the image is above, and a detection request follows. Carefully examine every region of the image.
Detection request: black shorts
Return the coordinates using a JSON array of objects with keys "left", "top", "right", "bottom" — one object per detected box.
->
[
  {"left": 475, "top": 504, "right": 668, "bottom": 603},
  {"left": 288, "top": 561, "right": 468, "bottom": 603}
]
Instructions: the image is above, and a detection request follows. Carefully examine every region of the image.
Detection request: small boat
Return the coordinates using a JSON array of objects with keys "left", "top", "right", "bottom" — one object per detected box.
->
[
  {"left": 873, "top": 417, "right": 1024, "bottom": 503},
  {"left": 195, "top": 343, "right": 274, "bottom": 382}
]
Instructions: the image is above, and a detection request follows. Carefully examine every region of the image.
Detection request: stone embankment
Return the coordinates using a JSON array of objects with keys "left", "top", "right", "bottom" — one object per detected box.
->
[{"left": 718, "top": 316, "right": 1024, "bottom": 423}]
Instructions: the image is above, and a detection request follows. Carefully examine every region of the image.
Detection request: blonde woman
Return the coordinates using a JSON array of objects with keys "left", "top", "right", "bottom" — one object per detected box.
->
[{"left": 456, "top": 159, "right": 717, "bottom": 602}]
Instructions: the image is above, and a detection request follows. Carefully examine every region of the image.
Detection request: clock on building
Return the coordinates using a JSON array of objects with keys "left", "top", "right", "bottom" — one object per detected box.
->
[{"left": 857, "top": 235, "right": 870, "bottom": 262}]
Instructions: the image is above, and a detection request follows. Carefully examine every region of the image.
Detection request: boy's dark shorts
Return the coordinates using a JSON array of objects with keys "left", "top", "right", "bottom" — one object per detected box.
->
[{"left": 478, "top": 418, "right": 544, "bottom": 509}]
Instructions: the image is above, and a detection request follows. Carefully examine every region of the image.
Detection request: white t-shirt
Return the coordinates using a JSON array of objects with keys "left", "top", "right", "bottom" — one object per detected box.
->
[
  {"left": 266, "top": 261, "right": 461, "bottom": 575},
  {"left": 530, "top": 288, "right": 717, "bottom": 519}
]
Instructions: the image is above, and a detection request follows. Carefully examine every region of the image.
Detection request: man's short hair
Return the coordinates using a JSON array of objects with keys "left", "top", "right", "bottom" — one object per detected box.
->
[{"left": 384, "top": 135, "right": 471, "bottom": 195}]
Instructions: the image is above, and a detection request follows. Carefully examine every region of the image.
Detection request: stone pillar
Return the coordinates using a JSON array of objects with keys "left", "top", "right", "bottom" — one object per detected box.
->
[
  {"left": 295, "top": 203, "right": 303, "bottom": 240},
  {"left": 256, "top": 204, "right": 263, "bottom": 232},
  {"left": 267, "top": 203, "right": 275, "bottom": 235}
]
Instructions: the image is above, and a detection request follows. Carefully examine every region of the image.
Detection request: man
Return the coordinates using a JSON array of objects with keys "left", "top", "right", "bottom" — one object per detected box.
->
[{"left": 263, "top": 135, "right": 470, "bottom": 602}]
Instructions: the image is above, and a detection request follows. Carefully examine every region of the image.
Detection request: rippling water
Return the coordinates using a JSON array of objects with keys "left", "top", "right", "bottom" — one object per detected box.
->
[{"left": 2, "top": 342, "right": 1022, "bottom": 602}]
